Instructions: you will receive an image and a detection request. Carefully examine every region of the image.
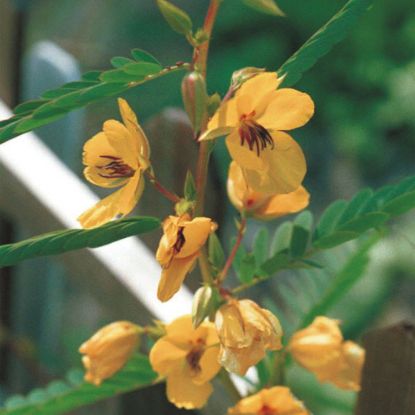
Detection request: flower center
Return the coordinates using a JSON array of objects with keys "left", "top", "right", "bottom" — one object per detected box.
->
[
  {"left": 259, "top": 405, "right": 278, "bottom": 415},
  {"left": 238, "top": 118, "right": 274, "bottom": 156},
  {"left": 97, "top": 155, "right": 135, "bottom": 179},
  {"left": 186, "top": 338, "right": 205, "bottom": 374},
  {"left": 173, "top": 227, "right": 186, "bottom": 254}
]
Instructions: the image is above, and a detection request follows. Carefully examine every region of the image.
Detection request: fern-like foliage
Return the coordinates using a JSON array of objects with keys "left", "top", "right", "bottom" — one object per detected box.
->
[
  {"left": 277, "top": 0, "right": 373, "bottom": 87},
  {"left": 0, "top": 49, "right": 187, "bottom": 143},
  {"left": 0, "top": 354, "right": 156, "bottom": 415},
  {"left": 0, "top": 216, "right": 160, "bottom": 267}
]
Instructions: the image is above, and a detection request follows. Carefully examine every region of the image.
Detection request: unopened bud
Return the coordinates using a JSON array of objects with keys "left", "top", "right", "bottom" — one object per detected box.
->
[
  {"left": 231, "top": 67, "right": 266, "bottom": 90},
  {"left": 181, "top": 71, "right": 208, "bottom": 134},
  {"left": 79, "top": 321, "right": 140, "bottom": 385},
  {"left": 192, "top": 285, "right": 214, "bottom": 328}
]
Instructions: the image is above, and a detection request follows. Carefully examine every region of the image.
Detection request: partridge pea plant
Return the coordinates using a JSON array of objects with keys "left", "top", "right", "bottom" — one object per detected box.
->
[{"left": 0, "top": 1, "right": 413, "bottom": 414}]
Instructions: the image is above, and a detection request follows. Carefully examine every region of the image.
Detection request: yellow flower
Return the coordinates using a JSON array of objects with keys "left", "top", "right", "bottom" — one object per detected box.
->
[
  {"left": 200, "top": 72, "right": 314, "bottom": 195},
  {"left": 149, "top": 315, "right": 221, "bottom": 409},
  {"left": 156, "top": 214, "right": 217, "bottom": 302},
  {"left": 227, "top": 386, "right": 309, "bottom": 415},
  {"left": 227, "top": 161, "right": 309, "bottom": 220},
  {"left": 79, "top": 321, "right": 140, "bottom": 385},
  {"left": 215, "top": 299, "right": 283, "bottom": 375},
  {"left": 78, "top": 98, "right": 150, "bottom": 228},
  {"left": 288, "top": 316, "right": 365, "bottom": 391}
]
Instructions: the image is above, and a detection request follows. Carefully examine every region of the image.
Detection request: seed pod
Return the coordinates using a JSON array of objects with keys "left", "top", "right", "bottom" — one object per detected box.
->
[{"left": 181, "top": 71, "right": 208, "bottom": 134}]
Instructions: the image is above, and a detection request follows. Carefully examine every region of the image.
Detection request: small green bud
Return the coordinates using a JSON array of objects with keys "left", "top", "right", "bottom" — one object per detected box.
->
[
  {"left": 192, "top": 286, "right": 214, "bottom": 328},
  {"left": 208, "top": 232, "right": 225, "bottom": 272},
  {"left": 207, "top": 92, "right": 222, "bottom": 117},
  {"left": 181, "top": 71, "right": 208, "bottom": 134},
  {"left": 184, "top": 170, "right": 197, "bottom": 201},
  {"left": 175, "top": 199, "right": 195, "bottom": 216},
  {"left": 192, "top": 29, "right": 210, "bottom": 46},
  {"left": 157, "top": 0, "right": 193, "bottom": 36},
  {"left": 231, "top": 67, "right": 266, "bottom": 90}
]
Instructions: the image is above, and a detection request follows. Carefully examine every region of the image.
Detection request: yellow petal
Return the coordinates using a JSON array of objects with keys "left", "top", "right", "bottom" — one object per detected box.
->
[
  {"left": 193, "top": 344, "right": 221, "bottom": 384},
  {"left": 117, "top": 98, "right": 151, "bottom": 163},
  {"left": 254, "top": 186, "right": 310, "bottom": 220},
  {"left": 261, "top": 387, "right": 309, "bottom": 414},
  {"left": 228, "top": 392, "right": 263, "bottom": 414},
  {"left": 226, "top": 129, "right": 268, "bottom": 171},
  {"left": 78, "top": 171, "right": 143, "bottom": 228},
  {"left": 82, "top": 132, "right": 118, "bottom": 167},
  {"left": 149, "top": 338, "right": 188, "bottom": 376},
  {"left": 242, "top": 132, "right": 306, "bottom": 194},
  {"left": 83, "top": 166, "right": 129, "bottom": 188},
  {"left": 200, "top": 99, "right": 238, "bottom": 141},
  {"left": 256, "top": 88, "right": 315, "bottom": 131},
  {"left": 236, "top": 72, "right": 282, "bottom": 109},
  {"left": 157, "top": 253, "right": 198, "bottom": 302},
  {"left": 219, "top": 343, "right": 266, "bottom": 376},
  {"left": 176, "top": 217, "right": 216, "bottom": 258},
  {"left": 166, "top": 367, "right": 213, "bottom": 409},
  {"left": 102, "top": 120, "right": 138, "bottom": 169}
]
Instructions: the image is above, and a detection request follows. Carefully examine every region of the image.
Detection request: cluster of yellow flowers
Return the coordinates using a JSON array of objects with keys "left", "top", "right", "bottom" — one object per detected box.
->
[{"left": 77, "top": 72, "right": 365, "bottom": 414}]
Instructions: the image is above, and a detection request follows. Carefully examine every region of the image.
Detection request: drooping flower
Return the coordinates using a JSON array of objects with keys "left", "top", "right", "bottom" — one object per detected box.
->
[
  {"left": 227, "top": 386, "right": 309, "bottom": 415},
  {"left": 227, "top": 161, "right": 309, "bottom": 220},
  {"left": 215, "top": 299, "right": 283, "bottom": 375},
  {"left": 78, "top": 98, "right": 150, "bottom": 228},
  {"left": 149, "top": 315, "right": 221, "bottom": 409},
  {"left": 79, "top": 321, "right": 140, "bottom": 385},
  {"left": 156, "top": 214, "right": 217, "bottom": 302},
  {"left": 200, "top": 72, "right": 314, "bottom": 195},
  {"left": 288, "top": 316, "right": 365, "bottom": 391}
]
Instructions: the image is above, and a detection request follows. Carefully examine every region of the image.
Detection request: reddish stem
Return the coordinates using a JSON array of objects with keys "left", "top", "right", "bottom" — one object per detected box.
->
[{"left": 146, "top": 171, "right": 180, "bottom": 203}]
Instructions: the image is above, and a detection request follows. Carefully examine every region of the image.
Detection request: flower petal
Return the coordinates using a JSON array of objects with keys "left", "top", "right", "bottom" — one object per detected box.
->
[
  {"left": 176, "top": 217, "right": 216, "bottom": 258},
  {"left": 117, "top": 98, "right": 151, "bottom": 163},
  {"left": 166, "top": 367, "right": 213, "bottom": 409},
  {"left": 157, "top": 254, "right": 198, "bottom": 302},
  {"left": 83, "top": 166, "right": 129, "bottom": 188},
  {"left": 149, "top": 338, "right": 188, "bottom": 376},
  {"left": 256, "top": 88, "right": 314, "bottom": 131},
  {"left": 226, "top": 129, "right": 268, "bottom": 171},
  {"left": 236, "top": 72, "right": 282, "bottom": 108},
  {"left": 78, "top": 171, "right": 143, "bottom": 228},
  {"left": 254, "top": 186, "right": 310, "bottom": 220},
  {"left": 200, "top": 99, "right": 238, "bottom": 141},
  {"left": 193, "top": 345, "right": 221, "bottom": 384},
  {"left": 83, "top": 132, "right": 118, "bottom": 167},
  {"left": 103, "top": 120, "right": 138, "bottom": 169},
  {"left": 242, "top": 132, "right": 306, "bottom": 194}
]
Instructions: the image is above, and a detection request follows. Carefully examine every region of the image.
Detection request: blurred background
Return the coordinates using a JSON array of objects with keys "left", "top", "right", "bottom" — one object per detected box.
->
[{"left": 0, "top": 0, "right": 414, "bottom": 414}]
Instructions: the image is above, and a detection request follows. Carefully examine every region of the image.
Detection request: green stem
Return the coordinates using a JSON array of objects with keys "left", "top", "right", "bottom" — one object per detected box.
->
[{"left": 218, "top": 369, "right": 243, "bottom": 403}]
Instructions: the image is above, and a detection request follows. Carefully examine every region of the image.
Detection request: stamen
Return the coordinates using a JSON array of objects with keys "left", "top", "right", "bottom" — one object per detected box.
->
[
  {"left": 238, "top": 120, "right": 274, "bottom": 156},
  {"left": 173, "top": 227, "right": 186, "bottom": 254},
  {"left": 259, "top": 405, "right": 278, "bottom": 415},
  {"left": 97, "top": 155, "right": 135, "bottom": 179},
  {"left": 186, "top": 339, "right": 205, "bottom": 374}
]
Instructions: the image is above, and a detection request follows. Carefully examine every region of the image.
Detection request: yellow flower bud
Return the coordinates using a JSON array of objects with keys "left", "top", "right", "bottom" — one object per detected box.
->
[
  {"left": 227, "top": 161, "right": 309, "bottom": 220},
  {"left": 227, "top": 386, "right": 309, "bottom": 415},
  {"left": 288, "top": 316, "right": 365, "bottom": 391},
  {"left": 215, "top": 299, "right": 283, "bottom": 375},
  {"left": 79, "top": 321, "right": 140, "bottom": 385}
]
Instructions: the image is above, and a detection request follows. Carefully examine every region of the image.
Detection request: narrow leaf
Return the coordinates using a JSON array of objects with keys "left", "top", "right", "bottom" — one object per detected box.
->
[
  {"left": 242, "top": 0, "right": 284, "bottom": 16},
  {"left": 131, "top": 49, "right": 161, "bottom": 65}
]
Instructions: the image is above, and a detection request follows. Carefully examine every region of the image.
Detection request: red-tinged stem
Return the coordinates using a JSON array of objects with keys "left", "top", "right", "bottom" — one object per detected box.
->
[
  {"left": 145, "top": 171, "right": 180, "bottom": 203},
  {"left": 194, "top": 0, "right": 221, "bottom": 217},
  {"left": 217, "top": 217, "right": 247, "bottom": 284}
]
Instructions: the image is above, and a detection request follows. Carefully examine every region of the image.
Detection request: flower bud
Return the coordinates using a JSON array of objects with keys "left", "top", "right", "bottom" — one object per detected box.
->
[
  {"left": 215, "top": 299, "right": 283, "bottom": 375},
  {"left": 79, "top": 321, "right": 140, "bottom": 385},
  {"left": 181, "top": 71, "right": 208, "bottom": 134},
  {"left": 192, "top": 285, "right": 215, "bottom": 328}
]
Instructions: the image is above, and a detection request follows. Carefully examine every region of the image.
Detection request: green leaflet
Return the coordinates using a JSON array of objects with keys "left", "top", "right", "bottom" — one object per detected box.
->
[
  {"left": 241, "top": 0, "right": 284, "bottom": 16},
  {"left": 277, "top": 0, "right": 373, "bottom": 87},
  {"left": 0, "top": 216, "right": 160, "bottom": 267},
  {"left": 0, "top": 354, "right": 157, "bottom": 415},
  {"left": 0, "top": 49, "right": 181, "bottom": 144},
  {"left": 259, "top": 175, "right": 415, "bottom": 277}
]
